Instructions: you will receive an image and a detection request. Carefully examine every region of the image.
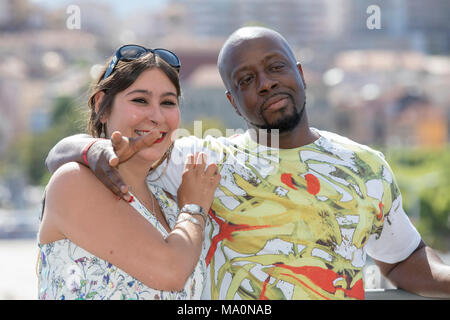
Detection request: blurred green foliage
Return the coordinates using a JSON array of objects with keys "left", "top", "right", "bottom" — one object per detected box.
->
[
  {"left": 383, "top": 147, "right": 450, "bottom": 251},
  {"left": 3, "top": 96, "right": 87, "bottom": 186}
]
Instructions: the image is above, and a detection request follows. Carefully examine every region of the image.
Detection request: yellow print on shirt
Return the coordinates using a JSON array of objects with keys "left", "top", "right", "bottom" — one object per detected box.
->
[{"left": 205, "top": 137, "right": 398, "bottom": 300}]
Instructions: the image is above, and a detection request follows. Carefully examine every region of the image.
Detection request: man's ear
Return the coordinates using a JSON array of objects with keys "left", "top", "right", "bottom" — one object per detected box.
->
[
  {"left": 94, "top": 91, "right": 107, "bottom": 122},
  {"left": 226, "top": 91, "right": 242, "bottom": 117},
  {"left": 296, "top": 62, "right": 307, "bottom": 90}
]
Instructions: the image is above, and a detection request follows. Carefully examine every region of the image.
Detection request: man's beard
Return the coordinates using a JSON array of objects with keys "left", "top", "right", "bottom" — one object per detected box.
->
[{"left": 257, "top": 100, "right": 306, "bottom": 134}]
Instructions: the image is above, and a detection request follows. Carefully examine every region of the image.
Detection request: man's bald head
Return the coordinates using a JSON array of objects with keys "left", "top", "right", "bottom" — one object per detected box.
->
[{"left": 218, "top": 26, "right": 297, "bottom": 90}]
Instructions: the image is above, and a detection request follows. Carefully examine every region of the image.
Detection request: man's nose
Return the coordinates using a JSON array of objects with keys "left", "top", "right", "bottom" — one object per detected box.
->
[{"left": 257, "top": 73, "right": 279, "bottom": 95}]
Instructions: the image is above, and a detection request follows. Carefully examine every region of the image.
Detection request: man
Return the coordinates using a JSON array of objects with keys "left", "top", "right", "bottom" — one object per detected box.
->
[{"left": 46, "top": 27, "right": 450, "bottom": 299}]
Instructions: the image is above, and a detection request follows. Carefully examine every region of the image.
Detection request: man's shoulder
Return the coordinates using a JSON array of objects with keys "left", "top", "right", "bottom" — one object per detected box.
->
[
  {"left": 173, "top": 134, "right": 244, "bottom": 153},
  {"left": 315, "top": 128, "right": 387, "bottom": 165}
]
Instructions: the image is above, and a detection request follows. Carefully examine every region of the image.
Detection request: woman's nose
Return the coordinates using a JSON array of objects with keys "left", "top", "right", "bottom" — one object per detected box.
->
[{"left": 145, "top": 102, "right": 164, "bottom": 125}]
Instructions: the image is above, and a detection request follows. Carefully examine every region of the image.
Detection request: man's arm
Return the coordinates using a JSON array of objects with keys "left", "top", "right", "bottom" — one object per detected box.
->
[
  {"left": 46, "top": 134, "right": 94, "bottom": 174},
  {"left": 45, "top": 133, "right": 128, "bottom": 198},
  {"left": 374, "top": 240, "right": 450, "bottom": 298},
  {"left": 45, "top": 131, "right": 161, "bottom": 200}
]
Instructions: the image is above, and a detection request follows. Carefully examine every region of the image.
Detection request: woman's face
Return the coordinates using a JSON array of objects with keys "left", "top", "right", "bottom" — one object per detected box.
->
[{"left": 105, "top": 67, "right": 180, "bottom": 162}]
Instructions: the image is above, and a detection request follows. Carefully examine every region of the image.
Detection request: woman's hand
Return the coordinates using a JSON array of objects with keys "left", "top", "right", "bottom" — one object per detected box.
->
[{"left": 177, "top": 152, "right": 221, "bottom": 215}]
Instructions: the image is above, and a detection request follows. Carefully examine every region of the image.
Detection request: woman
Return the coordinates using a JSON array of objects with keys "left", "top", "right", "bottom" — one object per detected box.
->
[{"left": 37, "top": 45, "right": 221, "bottom": 300}]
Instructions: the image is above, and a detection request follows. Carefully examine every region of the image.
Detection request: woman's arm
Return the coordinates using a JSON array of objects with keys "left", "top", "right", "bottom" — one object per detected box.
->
[{"left": 42, "top": 155, "right": 219, "bottom": 291}]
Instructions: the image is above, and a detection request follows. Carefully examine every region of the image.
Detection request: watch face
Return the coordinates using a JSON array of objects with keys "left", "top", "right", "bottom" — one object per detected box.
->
[{"left": 185, "top": 204, "right": 200, "bottom": 212}]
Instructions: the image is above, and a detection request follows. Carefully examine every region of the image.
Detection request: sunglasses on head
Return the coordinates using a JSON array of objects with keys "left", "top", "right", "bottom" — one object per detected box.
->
[{"left": 103, "top": 44, "right": 181, "bottom": 80}]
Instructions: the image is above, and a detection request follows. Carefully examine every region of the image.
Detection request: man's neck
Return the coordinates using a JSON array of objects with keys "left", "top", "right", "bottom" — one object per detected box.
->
[{"left": 248, "top": 112, "right": 319, "bottom": 149}]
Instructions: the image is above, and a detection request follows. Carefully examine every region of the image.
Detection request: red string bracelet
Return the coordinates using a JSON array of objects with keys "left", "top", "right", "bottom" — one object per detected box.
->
[{"left": 82, "top": 139, "right": 100, "bottom": 167}]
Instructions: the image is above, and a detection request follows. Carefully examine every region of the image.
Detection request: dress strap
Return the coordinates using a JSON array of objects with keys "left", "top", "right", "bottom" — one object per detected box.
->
[{"left": 39, "top": 187, "right": 48, "bottom": 222}]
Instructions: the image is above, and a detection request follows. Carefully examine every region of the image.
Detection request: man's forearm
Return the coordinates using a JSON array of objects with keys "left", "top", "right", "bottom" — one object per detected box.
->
[
  {"left": 45, "top": 134, "right": 94, "bottom": 174},
  {"left": 381, "top": 242, "right": 450, "bottom": 298}
]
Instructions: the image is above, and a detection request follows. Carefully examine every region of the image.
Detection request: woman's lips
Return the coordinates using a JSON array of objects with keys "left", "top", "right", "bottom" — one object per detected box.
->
[
  {"left": 134, "top": 130, "right": 167, "bottom": 143},
  {"left": 154, "top": 132, "right": 167, "bottom": 143}
]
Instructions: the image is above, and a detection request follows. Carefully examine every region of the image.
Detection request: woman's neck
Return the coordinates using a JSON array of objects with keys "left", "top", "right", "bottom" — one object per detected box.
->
[{"left": 118, "top": 158, "right": 154, "bottom": 195}]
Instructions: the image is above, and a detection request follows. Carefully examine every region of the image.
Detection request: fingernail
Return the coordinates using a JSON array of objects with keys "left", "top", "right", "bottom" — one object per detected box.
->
[{"left": 128, "top": 195, "right": 134, "bottom": 203}]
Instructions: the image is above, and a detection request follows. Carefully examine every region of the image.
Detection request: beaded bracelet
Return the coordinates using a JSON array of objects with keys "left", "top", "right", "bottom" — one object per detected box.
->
[{"left": 82, "top": 139, "right": 100, "bottom": 167}]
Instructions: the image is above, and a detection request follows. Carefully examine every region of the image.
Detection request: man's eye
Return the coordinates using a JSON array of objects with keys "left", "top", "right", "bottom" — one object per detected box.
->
[
  {"left": 270, "top": 64, "right": 284, "bottom": 71},
  {"left": 239, "top": 75, "right": 253, "bottom": 87}
]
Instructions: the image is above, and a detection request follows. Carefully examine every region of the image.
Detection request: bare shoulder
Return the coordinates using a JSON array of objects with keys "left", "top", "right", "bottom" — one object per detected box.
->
[
  {"left": 45, "top": 162, "right": 115, "bottom": 215},
  {"left": 50, "top": 162, "right": 93, "bottom": 184}
]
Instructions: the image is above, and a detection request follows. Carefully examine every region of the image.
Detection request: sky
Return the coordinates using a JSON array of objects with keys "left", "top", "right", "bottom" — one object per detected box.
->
[{"left": 30, "top": 0, "right": 169, "bottom": 16}]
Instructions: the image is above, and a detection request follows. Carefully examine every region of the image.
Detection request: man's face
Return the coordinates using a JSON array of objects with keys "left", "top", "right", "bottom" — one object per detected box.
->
[{"left": 224, "top": 36, "right": 306, "bottom": 133}]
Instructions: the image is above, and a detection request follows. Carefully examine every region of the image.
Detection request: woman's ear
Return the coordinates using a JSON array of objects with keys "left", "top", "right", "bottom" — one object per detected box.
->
[{"left": 93, "top": 91, "right": 106, "bottom": 122}]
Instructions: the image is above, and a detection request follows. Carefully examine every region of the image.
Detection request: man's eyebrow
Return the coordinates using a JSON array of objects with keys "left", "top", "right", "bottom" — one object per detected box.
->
[{"left": 231, "top": 52, "right": 284, "bottom": 79}]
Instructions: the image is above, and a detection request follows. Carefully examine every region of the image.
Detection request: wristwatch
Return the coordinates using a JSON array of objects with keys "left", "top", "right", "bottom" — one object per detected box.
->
[{"left": 180, "top": 204, "right": 207, "bottom": 221}]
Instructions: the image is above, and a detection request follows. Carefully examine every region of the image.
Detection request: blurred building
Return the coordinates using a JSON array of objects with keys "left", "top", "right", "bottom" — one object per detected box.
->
[
  {"left": 166, "top": 0, "right": 345, "bottom": 47},
  {"left": 325, "top": 50, "right": 450, "bottom": 147},
  {"left": 344, "top": 0, "right": 450, "bottom": 54}
]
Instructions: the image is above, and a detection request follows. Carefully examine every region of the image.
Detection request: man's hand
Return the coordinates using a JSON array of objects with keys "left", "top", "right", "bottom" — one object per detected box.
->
[
  {"left": 86, "top": 130, "right": 162, "bottom": 201},
  {"left": 110, "top": 130, "right": 162, "bottom": 165}
]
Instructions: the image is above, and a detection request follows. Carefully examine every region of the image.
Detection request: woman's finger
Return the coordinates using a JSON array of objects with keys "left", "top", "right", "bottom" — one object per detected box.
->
[
  {"left": 184, "top": 153, "right": 195, "bottom": 172},
  {"left": 205, "top": 163, "right": 218, "bottom": 176},
  {"left": 194, "top": 152, "right": 207, "bottom": 172}
]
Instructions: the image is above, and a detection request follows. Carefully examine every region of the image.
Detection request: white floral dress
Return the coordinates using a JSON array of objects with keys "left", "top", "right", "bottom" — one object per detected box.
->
[{"left": 37, "top": 183, "right": 206, "bottom": 300}]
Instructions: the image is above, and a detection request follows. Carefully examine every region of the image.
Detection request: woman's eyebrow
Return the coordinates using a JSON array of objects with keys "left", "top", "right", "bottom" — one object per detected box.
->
[
  {"left": 126, "top": 90, "right": 177, "bottom": 98},
  {"left": 161, "top": 92, "right": 178, "bottom": 98},
  {"left": 126, "top": 89, "right": 151, "bottom": 96}
]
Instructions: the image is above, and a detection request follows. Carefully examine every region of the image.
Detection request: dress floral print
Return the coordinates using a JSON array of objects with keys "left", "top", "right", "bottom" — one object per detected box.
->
[{"left": 37, "top": 183, "right": 206, "bottom": 300}]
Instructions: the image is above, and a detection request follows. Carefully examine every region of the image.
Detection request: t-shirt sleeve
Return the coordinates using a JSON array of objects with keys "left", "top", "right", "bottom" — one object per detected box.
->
[{"left": 364, "top": 155, "right": 422, "bottom": 264}]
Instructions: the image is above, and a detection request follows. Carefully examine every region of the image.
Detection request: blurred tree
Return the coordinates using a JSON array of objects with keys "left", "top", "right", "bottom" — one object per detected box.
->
[
  {"left": 385, "top": 147, "right": 450, "bottom": 251},
  {"left": 9, "top": 95, "right": 87, "bottom": 186}
]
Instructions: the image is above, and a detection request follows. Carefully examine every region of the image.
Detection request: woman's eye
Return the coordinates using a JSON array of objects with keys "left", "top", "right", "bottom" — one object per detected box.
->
[
  {"left": 161, "top": 100, "right": 177, "bottom": 107},
  {"left": 132, "top": 98, "right": 147, "bottom": 104}
]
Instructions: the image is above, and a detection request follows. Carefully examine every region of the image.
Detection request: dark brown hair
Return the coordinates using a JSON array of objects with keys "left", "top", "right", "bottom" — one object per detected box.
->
[
  {"left": 87, "top": 50, "right": 181, "bottom": 172},
  {"left": 87, "top": 52, "right": 181, "bottom": 137}
]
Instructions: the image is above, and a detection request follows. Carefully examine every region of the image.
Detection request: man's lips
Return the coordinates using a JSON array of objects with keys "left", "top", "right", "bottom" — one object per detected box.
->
[{"left": 262, "top": 94, "right": 289, "bottom": 112}]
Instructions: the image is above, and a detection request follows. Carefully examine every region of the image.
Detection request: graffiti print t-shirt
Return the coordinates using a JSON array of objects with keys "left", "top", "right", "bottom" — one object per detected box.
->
[{"left": 150, "top": 128, "right": 421, "bottom": 300}]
